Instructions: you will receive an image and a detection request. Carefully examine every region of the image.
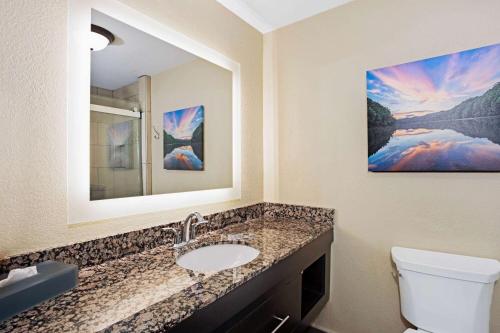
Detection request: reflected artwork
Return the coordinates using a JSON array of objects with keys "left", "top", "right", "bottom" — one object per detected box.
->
[
  {"left": 367, "top": 43, "right": 500, "bottom": 172},
  {"left": 163, "top": 105, "right": 204, "bottom": 171}
]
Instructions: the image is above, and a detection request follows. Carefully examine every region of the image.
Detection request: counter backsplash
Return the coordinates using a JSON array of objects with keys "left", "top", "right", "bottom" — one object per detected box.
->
[{"left": 0, "top": 202, "right": 334, "bottom": 274}]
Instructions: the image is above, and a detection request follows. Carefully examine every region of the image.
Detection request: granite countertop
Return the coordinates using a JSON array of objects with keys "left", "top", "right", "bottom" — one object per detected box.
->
[{"left": 0, "top": 218, "right": 333, "bottom": 333}]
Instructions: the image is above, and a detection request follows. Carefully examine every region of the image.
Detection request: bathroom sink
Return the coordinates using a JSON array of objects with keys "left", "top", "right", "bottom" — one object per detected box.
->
[{"left": 176, "top": 244, "right": 259, "bottom": 272}]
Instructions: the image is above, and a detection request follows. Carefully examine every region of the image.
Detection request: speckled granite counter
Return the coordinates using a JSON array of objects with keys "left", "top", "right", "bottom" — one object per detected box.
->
[{"left": 0, "top": 217, "right": 333, "bottom": 333}]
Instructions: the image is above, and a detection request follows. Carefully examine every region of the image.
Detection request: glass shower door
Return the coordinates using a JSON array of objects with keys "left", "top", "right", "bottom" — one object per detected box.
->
[{"left": 90, "top": 110, "right": 143, "bottom": 200}]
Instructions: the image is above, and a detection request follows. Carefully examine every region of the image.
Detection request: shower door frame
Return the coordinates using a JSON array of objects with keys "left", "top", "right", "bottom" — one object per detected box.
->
[
  {"left": 68, "top": 0, "right": 241, "bottom": 224},
  {"left": 90, "top": 104, "right": 146, "bottom": 198},
  {"left": 90, "top": 104, "right": 141, "bottom": 119}
]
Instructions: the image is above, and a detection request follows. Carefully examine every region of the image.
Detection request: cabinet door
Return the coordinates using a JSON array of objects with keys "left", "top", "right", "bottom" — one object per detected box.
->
[{"left": 225, "top": 277, "right": 301, "bottom": 333}]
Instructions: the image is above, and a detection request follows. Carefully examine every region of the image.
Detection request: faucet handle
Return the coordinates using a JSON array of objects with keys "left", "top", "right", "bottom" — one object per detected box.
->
[
  {"left": 190, "top": 219, "right": 209, "bottom": 240},
  {"left": 162, "top": 227, "right": 182, "bottom": 245}
]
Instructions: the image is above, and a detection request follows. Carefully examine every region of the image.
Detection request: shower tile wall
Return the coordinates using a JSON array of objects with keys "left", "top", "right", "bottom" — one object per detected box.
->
[{"left": 91, "top": 83, "right": 139, "bottom": 110}]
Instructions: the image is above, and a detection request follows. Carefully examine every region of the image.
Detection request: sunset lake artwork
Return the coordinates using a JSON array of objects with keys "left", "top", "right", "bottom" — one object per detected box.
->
[
  {"left": 163, "top": 105, "right": 204, "bottom": 171},
  {"left": 367, "top": 43, "right": 500, "bottom": 172}
]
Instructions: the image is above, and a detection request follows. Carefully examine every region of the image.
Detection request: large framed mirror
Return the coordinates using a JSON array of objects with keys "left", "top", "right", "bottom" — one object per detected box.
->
[{"left": 68, "top": 0, "right": 241, "bottom": 223}]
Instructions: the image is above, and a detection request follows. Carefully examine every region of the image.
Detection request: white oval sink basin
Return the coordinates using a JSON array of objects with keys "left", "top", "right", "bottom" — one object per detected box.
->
[{"left": 176, "top": 244, "right": 259, "bottom": 272}]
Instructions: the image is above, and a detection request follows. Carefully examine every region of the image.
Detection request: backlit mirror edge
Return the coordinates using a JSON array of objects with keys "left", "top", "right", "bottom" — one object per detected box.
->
[{"left": 67, "top": 0, "right": 241, "bottom": 224}]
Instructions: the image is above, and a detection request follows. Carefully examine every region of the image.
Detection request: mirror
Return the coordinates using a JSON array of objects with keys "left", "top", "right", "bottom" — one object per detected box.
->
[
  {"left": 68, "top": 0, "right": 240, "bottom": 223},
  {"left": 89, "top": 10, "right": 233, "bottom": 201}
]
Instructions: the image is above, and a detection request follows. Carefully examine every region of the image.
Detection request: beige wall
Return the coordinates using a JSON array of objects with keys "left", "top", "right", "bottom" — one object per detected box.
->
[
  {"left": 151, "top": 58, "right": 232, "bottom": 194},
  {"left": 271, "top": 0, "right": 500, "bottom": 332},
  {"left": 0, "top": 0, "right": 262, "bottom": 257}
]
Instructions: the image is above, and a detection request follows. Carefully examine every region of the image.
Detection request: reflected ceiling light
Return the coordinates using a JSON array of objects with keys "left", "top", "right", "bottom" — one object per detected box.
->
[{"left": 90, "top": 24, "right": 115, "bottom": 51}]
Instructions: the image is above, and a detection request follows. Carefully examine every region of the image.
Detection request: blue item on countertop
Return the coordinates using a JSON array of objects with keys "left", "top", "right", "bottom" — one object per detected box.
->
[{"left": 0, "top": 261, "right": 78, "bottom": 322}]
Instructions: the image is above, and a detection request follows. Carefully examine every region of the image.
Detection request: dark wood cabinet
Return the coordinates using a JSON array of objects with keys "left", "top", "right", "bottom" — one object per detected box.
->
[
  {"left": 224, "top": 277, "right": 301, "bottom": 333},
  {"left": 169, "top": 230, "right": 332, "bottom": 333}
]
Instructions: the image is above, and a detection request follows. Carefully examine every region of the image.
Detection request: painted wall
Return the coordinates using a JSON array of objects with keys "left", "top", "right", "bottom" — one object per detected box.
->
[
  {"left": 0, "top": 0, "right": 262, "bottom": 257},
  {"left": 270, "top": 0, "right": 500, "bottom": 332},
  {"left": 151, "top": 58, "right": 233, "bottom": 194}
]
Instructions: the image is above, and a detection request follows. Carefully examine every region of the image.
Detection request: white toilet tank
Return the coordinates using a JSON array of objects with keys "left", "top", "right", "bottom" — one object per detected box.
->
[{"left": 392, "top": 247, "right": 500, "bottom": 333}]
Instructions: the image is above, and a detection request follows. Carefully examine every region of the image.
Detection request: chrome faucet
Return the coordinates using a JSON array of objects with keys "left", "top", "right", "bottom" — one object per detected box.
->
[
  {"left": 163, "top": 212, "right": 208, "bottom": 248},
  {"left": 183, "top": 212, "right": 208, "bottom": 243},
  {"left": 162, "top": 227, "right": 182, "bottom": 246}
]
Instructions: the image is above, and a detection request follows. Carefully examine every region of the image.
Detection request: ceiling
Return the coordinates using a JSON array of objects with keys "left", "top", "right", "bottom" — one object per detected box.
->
[
  {"left": 91, "top": 10, "right": 197, "bottom": 90},
  {"left": 216, "top": 0, "right": 354, "bottom": 33}
]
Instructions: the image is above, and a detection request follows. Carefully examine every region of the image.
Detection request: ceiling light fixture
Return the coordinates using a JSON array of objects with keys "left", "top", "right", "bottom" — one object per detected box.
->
[{"left": 90, "top": 24, "right": 115, "bottom": 51}]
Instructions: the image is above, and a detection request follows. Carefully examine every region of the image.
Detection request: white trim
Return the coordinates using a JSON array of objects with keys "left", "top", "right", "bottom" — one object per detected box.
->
[
  {"left": 68, "top": 0, "right": 242, "bottom": 224},
  {"left": 90, "top": 104, "right": 141, "bottom": 118},
  {"left": 263, "top": 33, "right": 279, "bottom": 201},
  {"left": 216, "top": 0, "right": 273, "bottom": 34}
]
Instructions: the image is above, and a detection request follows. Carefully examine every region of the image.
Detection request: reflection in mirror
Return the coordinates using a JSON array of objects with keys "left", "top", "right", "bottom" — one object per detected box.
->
[{"left": 89, "top": 10, "right": 233, "bottom": 201}]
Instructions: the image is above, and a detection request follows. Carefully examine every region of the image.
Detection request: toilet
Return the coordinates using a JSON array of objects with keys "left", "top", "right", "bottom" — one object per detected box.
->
[{"left": 392, "top": 247, "right": 500, "bottom": 333}]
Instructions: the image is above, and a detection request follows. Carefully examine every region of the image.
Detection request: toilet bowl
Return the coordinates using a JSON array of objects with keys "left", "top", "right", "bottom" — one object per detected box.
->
[{"left": 392, "top": 247, "right": 500, "bottom": 333}]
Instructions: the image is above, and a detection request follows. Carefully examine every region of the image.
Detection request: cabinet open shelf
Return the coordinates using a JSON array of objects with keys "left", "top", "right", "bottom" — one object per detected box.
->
[{"left": 301, "top": 255, "right": 326, "bottom": 319}]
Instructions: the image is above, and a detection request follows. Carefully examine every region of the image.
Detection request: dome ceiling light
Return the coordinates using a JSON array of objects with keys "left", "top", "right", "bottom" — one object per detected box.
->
[{"left": 90, "top": 24, "right": 115, "bottom": 51}]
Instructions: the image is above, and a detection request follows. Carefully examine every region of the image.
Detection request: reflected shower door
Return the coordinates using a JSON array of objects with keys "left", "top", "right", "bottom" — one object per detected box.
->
[{"left": 90, "top": 111, "right": 143, "bottom": 200}]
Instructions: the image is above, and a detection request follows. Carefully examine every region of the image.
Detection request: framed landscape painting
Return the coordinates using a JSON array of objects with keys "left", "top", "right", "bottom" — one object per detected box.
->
[
  {"left": 163, "top": 105, "right": 204, "bottom": 171},
  {"left": 367, "top": 43, "right": 500, "bottom": 172}
]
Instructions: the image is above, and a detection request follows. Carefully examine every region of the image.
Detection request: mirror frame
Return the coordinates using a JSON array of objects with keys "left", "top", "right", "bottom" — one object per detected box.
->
[{"left": 68, "top": 0, "right": 241, "bottom": 224}]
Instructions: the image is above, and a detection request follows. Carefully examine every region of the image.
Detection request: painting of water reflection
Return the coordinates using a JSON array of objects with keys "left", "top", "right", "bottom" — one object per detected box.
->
[
  {"left": 367, "top": 43, "right": 500, "bottom": 172},
  {"left": 163, "top": 106, "right": 204, "bottom": 171}
]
